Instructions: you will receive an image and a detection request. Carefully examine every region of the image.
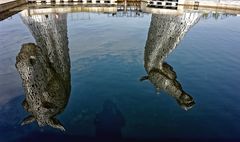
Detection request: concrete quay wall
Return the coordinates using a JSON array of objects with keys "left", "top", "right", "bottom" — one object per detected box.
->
[{"left": 0, "top": 0, "right": 27, "bottom": 12}]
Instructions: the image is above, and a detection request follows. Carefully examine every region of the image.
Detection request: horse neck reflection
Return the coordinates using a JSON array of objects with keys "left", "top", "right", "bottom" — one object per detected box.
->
[{"left": 21, "top": 12, "right": 70, "bottom": 82}]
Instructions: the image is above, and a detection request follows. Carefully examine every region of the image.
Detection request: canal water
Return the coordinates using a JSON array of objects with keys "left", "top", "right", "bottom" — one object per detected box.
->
[{"left": 0, "top": 6, "right": 240, "bottom": 142}]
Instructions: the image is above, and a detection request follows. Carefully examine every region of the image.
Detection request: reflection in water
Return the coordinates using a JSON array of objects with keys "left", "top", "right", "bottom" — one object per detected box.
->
[
  {"left": 15, "top": 12, "right": 71, "bottom": 131},
  {"left": 141, "top": 13, "right": 201, "bottom": 110},
  {"left": 94, "top": 100, "right": 125, "bottom": 140}
]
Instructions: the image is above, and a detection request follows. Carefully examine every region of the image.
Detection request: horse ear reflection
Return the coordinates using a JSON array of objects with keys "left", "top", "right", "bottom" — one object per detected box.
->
[
  {"left": 47, "top": 118, "right": 65, "bottom": 131},
  {"left": 21, "top": 115, "right": 35, "bottom": 126},
  {"left": 140, "top": 75, "right": 149, "bottom": 81}
]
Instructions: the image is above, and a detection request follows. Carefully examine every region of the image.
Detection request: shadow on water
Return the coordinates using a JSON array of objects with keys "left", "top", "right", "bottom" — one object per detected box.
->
[{"left": 94, "top": 100, "right": 125, "bottom": 140}]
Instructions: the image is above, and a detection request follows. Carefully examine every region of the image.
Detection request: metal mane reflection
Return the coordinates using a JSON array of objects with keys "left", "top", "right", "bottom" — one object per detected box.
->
[
  {"left": 15, "top": 11, "right": 71, "bottom": 131},
  {"left": 141, "top": 12, "right": 201, "bottom": 110}
]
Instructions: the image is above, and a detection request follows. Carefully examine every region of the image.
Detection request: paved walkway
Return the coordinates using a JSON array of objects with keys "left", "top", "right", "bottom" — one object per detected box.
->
[{"left": 0, "top": 0, "right": 18, "bottom": 5}]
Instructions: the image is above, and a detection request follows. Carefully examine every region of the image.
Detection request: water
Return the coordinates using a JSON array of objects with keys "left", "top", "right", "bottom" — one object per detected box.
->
[{"left": 0, "top": 5, "right": 240, "bottom": 142}]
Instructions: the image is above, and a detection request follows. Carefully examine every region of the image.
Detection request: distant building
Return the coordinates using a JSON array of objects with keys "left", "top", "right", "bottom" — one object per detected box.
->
[
  {"left": 147, "top": 0, "right": 187, "bottom": 9},
  {"left": 28, "top": 0, "right": 117, "bottom": 4}
]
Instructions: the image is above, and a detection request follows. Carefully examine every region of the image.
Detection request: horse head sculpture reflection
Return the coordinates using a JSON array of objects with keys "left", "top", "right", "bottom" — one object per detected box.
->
[
  {"left": 16, "top": 12, "right": 71, "bottom": 131},
  {"left": 141, "top": 13, "right": 201, "bottom": 110}
]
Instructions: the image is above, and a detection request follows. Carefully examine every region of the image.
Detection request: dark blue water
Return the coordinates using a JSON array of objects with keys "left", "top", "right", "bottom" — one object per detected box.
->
[{"left": 0, "top": 8, "right": 240, "bottom": 142}]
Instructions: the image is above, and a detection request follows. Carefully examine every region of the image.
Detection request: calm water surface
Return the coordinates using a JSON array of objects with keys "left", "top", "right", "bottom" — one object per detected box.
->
[{"left": 0, "top": 6, "right": 240, "bottom": 142}]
